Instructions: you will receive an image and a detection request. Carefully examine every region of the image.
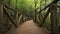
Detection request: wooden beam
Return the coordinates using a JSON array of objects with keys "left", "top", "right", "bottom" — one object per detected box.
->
[
  {"left": 17, "top": 15, "right": 22, "bottom": 25},
  {"left": 3, "top": 6, "right": 17, "bottom": 27}
]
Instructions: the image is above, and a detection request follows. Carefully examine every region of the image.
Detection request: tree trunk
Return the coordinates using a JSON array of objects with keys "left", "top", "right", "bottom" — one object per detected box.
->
[
  {"left": 50, "top": 3, "right": 58, "bottom": 34},
  {"left": 15, "top": 0, "right": 18, "bottom": 25},
  {"left": 0, "top": 0, "right": 4, "bottom": 34},
  {"left": 34, "top": 0, "right": 38, "bottom": 22}
]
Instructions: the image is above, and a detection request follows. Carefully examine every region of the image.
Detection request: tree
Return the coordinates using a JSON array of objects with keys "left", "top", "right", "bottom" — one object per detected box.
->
[
  {"left": 50, "top": 3, "right": 58, "bottom": 34},
  {"left": 15, "top": 0, "right": 18, "bottom": 25},
  {"left": 0, "top": 0, "right": 4, "bottom": 34}
]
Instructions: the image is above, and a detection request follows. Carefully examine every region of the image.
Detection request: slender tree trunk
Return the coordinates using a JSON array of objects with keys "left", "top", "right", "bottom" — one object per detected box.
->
[
  {"left": 34, "top": 0, "right": 37, "bottom": 22},
  {"left": 15, "top": 0, "right": 18, "bottom": 25},
  {"left": 50, "top": 3, "right": 58, "bottom": 34},
  {"left": 0, "top": 0, "right": 4, "bottom": 34}
]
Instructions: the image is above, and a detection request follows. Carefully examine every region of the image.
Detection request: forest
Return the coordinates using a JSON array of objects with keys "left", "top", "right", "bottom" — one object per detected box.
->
[{"left": 0, "top": 0, "right": 60, "bottom": 34}]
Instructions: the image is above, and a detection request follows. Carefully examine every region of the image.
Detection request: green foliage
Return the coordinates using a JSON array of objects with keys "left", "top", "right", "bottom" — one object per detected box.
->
[
  {"left": 4, "top": 0, "right": 59, "bottom": 31},
  {"left": 0, "top": 0, "right": 2, "bottom": 4}
]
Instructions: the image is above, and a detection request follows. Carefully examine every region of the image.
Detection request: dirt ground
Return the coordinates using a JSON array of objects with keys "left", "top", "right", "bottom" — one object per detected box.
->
[{"left": 6, "top": 20, "right": 48, "bottom": 34}]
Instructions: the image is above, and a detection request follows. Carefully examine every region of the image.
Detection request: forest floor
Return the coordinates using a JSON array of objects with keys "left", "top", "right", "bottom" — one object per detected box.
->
[{"left": 6, "top": 20, "right": 50, "bottom": 34}]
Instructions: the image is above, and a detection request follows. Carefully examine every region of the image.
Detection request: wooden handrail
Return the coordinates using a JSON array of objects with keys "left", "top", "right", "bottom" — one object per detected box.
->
[
  {"left": 3, "top": 6, "right": 17, "bottom": 27},
  {"left": 35, "top": 0, "right": 59, "bottom": 16},
  {"left": 3, "top": 4, "right": 30, "bottom": 18}
]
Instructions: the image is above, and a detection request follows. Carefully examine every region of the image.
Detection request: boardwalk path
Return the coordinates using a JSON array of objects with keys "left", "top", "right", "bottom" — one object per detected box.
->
[{"left": 6, "top": 20, "right": 46, "bottom": 34}]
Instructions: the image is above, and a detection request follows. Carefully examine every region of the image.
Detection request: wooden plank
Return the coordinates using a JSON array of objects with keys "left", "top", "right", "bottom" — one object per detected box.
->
[{"left": 17, "top": 15, "right": 22, "bottom": 25}]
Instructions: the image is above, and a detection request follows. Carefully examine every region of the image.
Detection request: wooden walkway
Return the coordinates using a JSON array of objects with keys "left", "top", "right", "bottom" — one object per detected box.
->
[{"left": 6, "top": 20, "right": 48, "bottom": 34}]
